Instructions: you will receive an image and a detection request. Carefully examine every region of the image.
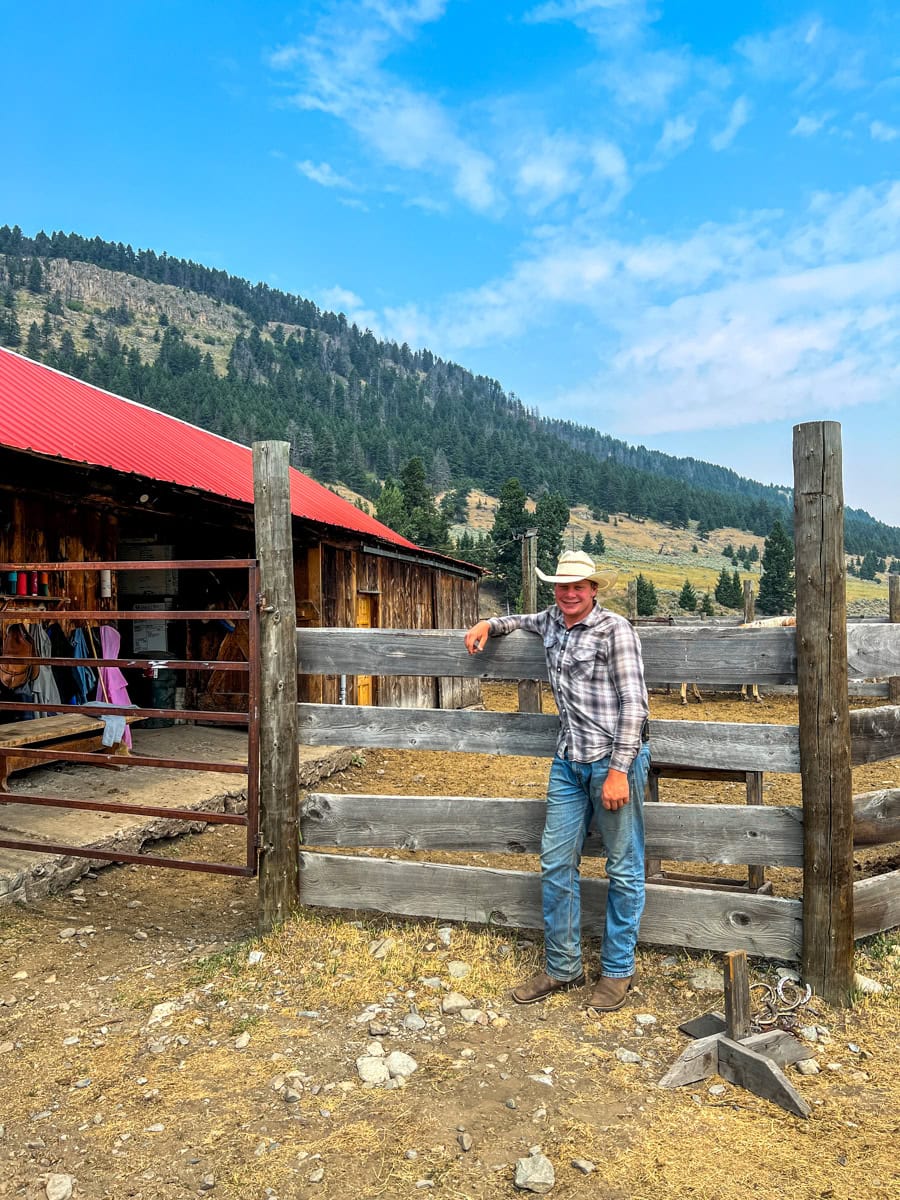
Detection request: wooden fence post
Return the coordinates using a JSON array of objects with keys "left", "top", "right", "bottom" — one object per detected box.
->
[
  {"left": 889, "top": 575, "right": 900, "bottom": 706},
  {"left": 627, "top": 579, "right": 637, "bottom": 622},
  {"left": 743, "top": 580, "right": 755, "bottom": 624},
  {"left": 793, "top": 422, "right": 854, "bottom": 1005},
  {"left": 253, "top": 441, "right": 300, "bottom": 933},
  {"left": 518, "top": 530, "right": 542, "bottom": 713}
]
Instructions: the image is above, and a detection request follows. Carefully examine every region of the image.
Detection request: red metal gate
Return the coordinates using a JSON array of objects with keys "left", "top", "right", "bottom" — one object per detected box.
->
[{"left": 0, "top": 558, "right": 260, "bottom": 877}]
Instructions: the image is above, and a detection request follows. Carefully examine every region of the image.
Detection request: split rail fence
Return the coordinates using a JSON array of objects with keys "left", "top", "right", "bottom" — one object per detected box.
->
[{"left": 249, "top": 424, "right": 900, "bottom": 1006}]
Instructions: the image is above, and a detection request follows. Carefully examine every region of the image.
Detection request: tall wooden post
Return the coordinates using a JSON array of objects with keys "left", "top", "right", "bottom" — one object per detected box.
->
[
  {"left": 253, "top": 441, "right": 300, "bottom": 932},
  {"left": 518, "top": 530, "right": 542, "bottom": 713},
  {"left": 742, "top": 580, "right": 755, "bottom": 624},
  {"left": 793, "top": 422, "right": 854, "bottom": 1005},
  {"left": 889, "top": 576, "right": 900, "bottom": 706}
]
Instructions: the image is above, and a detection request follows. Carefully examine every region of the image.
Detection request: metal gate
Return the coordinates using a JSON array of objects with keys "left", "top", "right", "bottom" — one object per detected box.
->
[{"left": 0, "top": 558, "right": 260, "bottom": 877}]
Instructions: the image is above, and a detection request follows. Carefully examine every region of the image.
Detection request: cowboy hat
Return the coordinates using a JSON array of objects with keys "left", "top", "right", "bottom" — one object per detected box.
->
[{"left": 535, "top": 550, "right": 618, "bottom": 591}]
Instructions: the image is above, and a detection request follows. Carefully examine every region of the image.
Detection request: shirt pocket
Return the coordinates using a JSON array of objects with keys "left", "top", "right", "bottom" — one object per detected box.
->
[{"left": 568, "top": 645, "right": 598, "bottom": 681}]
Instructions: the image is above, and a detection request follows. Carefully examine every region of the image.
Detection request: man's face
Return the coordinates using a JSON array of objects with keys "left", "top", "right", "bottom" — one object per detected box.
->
[{"left": 554, "top": 579, "right": 598, "bottom": 625}]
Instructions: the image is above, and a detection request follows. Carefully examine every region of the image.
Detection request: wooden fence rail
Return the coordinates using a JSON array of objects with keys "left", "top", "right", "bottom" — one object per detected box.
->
[
  {"left": 301, "top": 793, "right": 805, "bottom": 866},
  {"left": 297, "top": 699, "right": 900, "bottom": 771},
  {"left": 297, "top": 853, "right": 804, "bottom": 960},
  {"left": 296, "top": 624, "right": 900, "bottom": 686}
]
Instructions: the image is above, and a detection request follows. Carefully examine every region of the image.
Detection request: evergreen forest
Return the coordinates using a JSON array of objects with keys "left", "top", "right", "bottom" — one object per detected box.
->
[{"left": 2, "top": 223, "right": 899, "bottom": 559}]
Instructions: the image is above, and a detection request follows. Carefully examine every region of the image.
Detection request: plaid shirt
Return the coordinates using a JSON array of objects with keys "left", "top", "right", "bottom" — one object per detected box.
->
[{"left": 487, "top": 604, "right": 649, "bottom": 772}]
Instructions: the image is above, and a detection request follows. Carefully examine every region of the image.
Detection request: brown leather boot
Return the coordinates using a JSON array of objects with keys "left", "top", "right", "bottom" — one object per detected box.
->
[
  {"left": 584, "top": 973, "right": 634, "bottom": 1013},
  {"left": 511, "top": 970, "right": 586, "bottom": 1005}
]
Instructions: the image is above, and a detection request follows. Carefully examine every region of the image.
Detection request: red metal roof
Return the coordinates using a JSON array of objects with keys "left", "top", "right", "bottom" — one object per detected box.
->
[{"left": 0, "top": 347, "right": 441, "bottom": 558}]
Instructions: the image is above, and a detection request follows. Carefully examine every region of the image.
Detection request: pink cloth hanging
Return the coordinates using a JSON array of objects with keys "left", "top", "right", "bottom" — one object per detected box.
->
[{"left": 97, "top": 625, "right": 133, "bottom": 749}]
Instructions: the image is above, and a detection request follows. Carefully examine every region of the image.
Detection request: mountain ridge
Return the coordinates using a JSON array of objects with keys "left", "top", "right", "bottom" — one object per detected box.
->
[{"left": 1, "top": 222, "right": 898, "bottom": 559}]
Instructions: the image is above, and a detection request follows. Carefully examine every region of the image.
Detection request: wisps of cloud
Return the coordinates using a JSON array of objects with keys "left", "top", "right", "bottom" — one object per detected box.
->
[
  {"left": 296, "top": 160, "right": 356, "bottom": 189},
  {"left": 710, "top": 95, "right": 750, "bottom": 150},
  {"left": 270, "top": 1, "right": 500, "bottom": 213},
  {"left": 655, "top": 114, "right": 696, "bottom": 157},
  {"left": 524, "top": 0, "right": 658, "bottom": 44},
  {"left": 737, "top": 17, "right": 868, "bottom": 95},
  {"left": 790, "top": 112, "right": 831, "bottom": 136},
  {"left": 382, "top": 181, "right": 900, "bottom": 435},
  {"left": 870, "top": 119, "right": 900, "bottom": 141}
]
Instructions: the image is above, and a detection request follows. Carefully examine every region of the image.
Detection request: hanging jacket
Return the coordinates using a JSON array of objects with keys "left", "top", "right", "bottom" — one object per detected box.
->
[
  {"left": 95, "top": 625, "right": 134, "bottom": 749},
  {"left": 29, "top": 623, "right": 62, "bottom": 716},
  {"left": 70, "top": 627, "right": 96, "bottom": 706}
]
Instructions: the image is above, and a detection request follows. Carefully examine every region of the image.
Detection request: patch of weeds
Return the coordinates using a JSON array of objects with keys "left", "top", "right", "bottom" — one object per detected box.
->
[
  {"left": 190, "top": 941, "right": 253, "bottom": 985},
  {"left": 857, "top": 930, "right": 899, "bottom": 963}
]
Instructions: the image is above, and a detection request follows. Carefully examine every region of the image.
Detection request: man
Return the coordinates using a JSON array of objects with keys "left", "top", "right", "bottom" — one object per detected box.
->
[{"left": 465, "top": 550, "right": 650, "bottom": 1013}]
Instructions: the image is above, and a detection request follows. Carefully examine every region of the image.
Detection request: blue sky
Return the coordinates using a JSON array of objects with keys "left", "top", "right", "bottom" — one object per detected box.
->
[{"left": 5, "top": 1, "right": 900, "bottom": 521}]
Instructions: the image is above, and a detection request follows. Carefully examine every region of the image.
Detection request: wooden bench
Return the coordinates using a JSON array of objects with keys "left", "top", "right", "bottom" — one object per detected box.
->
[{"left": 0, "top": 713, "right": 140, "bottom": 791}]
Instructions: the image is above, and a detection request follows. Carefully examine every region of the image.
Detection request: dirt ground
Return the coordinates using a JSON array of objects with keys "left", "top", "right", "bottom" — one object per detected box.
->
[{"left": 0, "top": 687, "right": 897, "bottom": 1200}]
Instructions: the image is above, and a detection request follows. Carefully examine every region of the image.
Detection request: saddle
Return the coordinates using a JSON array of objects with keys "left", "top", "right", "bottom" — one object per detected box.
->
[{"left": 0, "top": 623, "right": 38, "bottom": 690}]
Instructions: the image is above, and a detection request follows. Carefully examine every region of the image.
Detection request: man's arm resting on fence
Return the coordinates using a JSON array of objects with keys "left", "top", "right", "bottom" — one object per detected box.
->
[{"left": 464, "top": 620, "right": 494, "bottom": 654}]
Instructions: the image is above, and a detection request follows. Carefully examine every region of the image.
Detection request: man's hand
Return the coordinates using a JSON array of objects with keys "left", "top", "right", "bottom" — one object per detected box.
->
[
  {"left": 601, "top": 768, "right": 630, "bottom": 811},
  {"left": 465, "top": 620, "right": 492, "bottom": 655}
]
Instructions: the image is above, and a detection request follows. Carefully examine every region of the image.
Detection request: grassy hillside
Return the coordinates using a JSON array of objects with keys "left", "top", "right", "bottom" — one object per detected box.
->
[{"left": 329, "top": 483, "right": 889, "bottom": 618}]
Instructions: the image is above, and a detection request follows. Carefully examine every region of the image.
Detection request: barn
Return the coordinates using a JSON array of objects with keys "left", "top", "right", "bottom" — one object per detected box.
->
[{"left": 0, "top": 347, "right": 481, "bottom": 715}]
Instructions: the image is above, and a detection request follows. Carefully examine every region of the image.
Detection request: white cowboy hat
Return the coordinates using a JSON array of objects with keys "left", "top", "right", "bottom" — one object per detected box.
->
[{"left": 535, "top": 550, "right": 618, "bottom": 591}]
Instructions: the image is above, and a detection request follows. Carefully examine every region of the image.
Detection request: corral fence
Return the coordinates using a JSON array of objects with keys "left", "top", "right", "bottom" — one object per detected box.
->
[
  {"left": 250, "top": 424, "right": 900, "bottom": 1007},
  {"left": 0, "top": 558, "right": 260, "bottom": 877}
]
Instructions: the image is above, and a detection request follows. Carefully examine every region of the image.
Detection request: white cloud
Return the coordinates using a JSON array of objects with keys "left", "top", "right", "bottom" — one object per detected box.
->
[
  {"left": 736, "top": 17, "right": 867, "bottom": 95},
  {"left": 790, "top": 113, "right": 830, "bottom": 136},
  {"left": 870, "top": 119, "right": 900, "bottom": 142},
  {"left": 296, "top": 160, "right": 355, "bottom": 189},
  {"left": 524, "top": 0, "right": 656, "bottom": 44},
  {"left": 380, "top": 181, "right": 900, "bottom": 441},
  {"left": 655, "top": 114, "right": 696, "bottom": 157},
  {"left": 710, "top": 95, "right": 750, "bottom": 150},
  {"left": 516, "top": 138, "right": 584, "bottom": 209},
  {"left": 272, "top": 3, "right": 501, "bottom": 214},
  {"left": 601, "top": 49, "right": 692, "bottom": 115},
  {"left": 361, "top": 0, "right": 447, "bottom": 37}
]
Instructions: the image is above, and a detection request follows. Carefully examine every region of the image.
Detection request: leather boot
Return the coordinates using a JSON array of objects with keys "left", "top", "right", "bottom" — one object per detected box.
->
[
  {"left": 584, "top": 973, "right": 634, "bottom": 1012},
  {"left": 511, "top": 970, "right": 586, "bottom": 1005}
]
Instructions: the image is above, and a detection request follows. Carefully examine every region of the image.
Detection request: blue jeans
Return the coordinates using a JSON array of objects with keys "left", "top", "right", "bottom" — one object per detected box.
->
[{"left": 541, "top": 744, "right": 651, "bottom": 981}]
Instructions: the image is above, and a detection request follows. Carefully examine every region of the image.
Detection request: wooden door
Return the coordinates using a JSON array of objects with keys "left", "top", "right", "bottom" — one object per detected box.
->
[{"left": 355, "top": 593, "right": 376, "bottom": 705}]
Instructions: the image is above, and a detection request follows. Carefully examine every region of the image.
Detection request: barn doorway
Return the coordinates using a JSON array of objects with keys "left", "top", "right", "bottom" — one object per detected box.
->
[{"left": 354, "top": 592, "right": 377, "bottom": 706}]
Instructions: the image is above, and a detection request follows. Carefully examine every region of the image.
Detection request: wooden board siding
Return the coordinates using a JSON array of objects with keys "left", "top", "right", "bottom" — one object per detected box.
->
[
  {"left": 433, "top": 569, "right": 480, "bottom": 710},
  {"left": 377, "top": 555, "right": 437, "bottom": 710}
]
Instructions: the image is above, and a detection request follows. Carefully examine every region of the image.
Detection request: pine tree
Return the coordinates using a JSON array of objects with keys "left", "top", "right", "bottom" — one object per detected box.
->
[
  {"left": 375, "top": 478, "right": 406, "bottom": 533},
  {"left": 757, "top": 518, "right": 795, "bottom": 615},
  {"left": 859, "top": 550, "right": 879, "bottom": 580},
  {"left": 700, "top": 590, "right": 715, "bottom": 616},
  {"left": 714, "top": 566, "right": 734, "bottom": 607},
  {"left": 581, "top": 532, "right": 594, "bottom": 554},
  {"left": 0, "top": 307, "right": 21, "bottom": 348},
  {"left": 730, "top": 569, "right": 743, "bottom": 607},
  {"left": 636, "top": 573, "right": 658, "bottom": 616},
  {"left": 26, "top": 321, "right": 42, "bottom": 358},
  {"left": 678, "top": 579, "right": 697, "bottom": 612},
  {"left": 593, "top": 530, "right": 606, "bottom": 555},
  {"left": 26, "top": 257, "right": 43, "bottom": 293},
  {"left": 491, "top": 478, "right": 529, "bottom": 608},
  {"left": 535, "top": 491, "right": 570, "bottom": 606}
]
